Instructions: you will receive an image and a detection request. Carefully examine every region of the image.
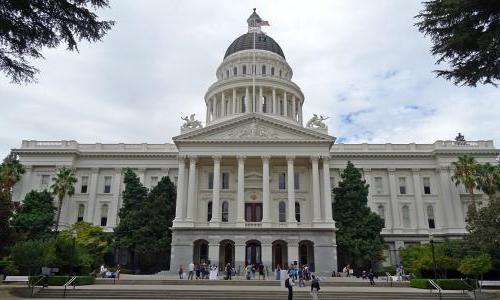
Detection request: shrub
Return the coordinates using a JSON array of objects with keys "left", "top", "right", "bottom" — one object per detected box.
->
[
  {"left": 410, "top": 279, "right": 430, "bottom": 289},
  {"left": 410, "top": 278, "right": 474, "bottom": 290}
]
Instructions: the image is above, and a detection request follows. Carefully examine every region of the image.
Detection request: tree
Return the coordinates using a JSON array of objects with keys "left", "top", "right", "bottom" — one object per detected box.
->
[
  {"left": 333, "top": 161, "right": 385, "bottom": 269},
  {"left": 0, "top": 154, "right": 25, "bottom": 256},
  {"left": 50, "top": 166, "right": 77, "bottom": 232},
  {"left": 7, "top": 239, "right": 52, "bottom": 275},
  {"left": 451, "top": 155, "right": 480, "bottom": 213},
  {"left": 475, "top": 163, "right": 500, "bottom": 201},
  {"left": 415, "top": 0, "right": 500, "bottom": 87},
  {"left": 466, "top": 198, "right": 500, "bottom": 255},
  {"left": 11, "top": 190, "right": 55, "bottom": 240},
  {"left": 458, "top": 254, "right": 492, "bottom": 289},
  {"left": 0, "top": 0, "right": 114, "bottom": 84}
]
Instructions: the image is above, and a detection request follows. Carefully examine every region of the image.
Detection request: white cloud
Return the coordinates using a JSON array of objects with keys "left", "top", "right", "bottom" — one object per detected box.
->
[{"left": 0, "top": 0, "right": 498, "bottom": 157}]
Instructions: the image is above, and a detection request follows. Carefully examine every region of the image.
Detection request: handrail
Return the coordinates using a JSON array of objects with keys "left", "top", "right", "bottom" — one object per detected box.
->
[
  {"left": 63, "top": 276, "right": 77, "bottom": 298},
  {"left": 385, "top": 272, "right": 393, "bottom": 287},
  {"left": 459, "top": 278, "right": 476, "bottom": 300},
  {"left": 428, "top": 279, "right": 442, "bottom": 300},
  {"left": 30, "top": 275, "right": 47, "bottom": 298}
]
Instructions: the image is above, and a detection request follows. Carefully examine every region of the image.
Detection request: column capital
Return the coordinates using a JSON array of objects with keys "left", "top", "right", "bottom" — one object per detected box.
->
[
  {"left": 178, "top": 154, "right": 187, "bottom": 161},
  {"left": 24, "top": 165, "right": 33, "bottom": 171},
  {"left": 90, "top": 167, "right": 99, "bottom": 174},
  {"left": 212, "top": 155, "right": 222, "bottom": 162},
  {"left": 261, "top": 155, "right": 271, "bottom": 162},
  {"left": 388, "top": 168, "right": 396, "bottom": 173},
  {"left": 411, "top": 168, "right": 421, "bottom": 173},
  {"left": 114, "top": 167, "right": 123, "bottom": 173},
  {"left": 286, "top": 155, "right": 295, "bottom": 162},
  {"left": 321, "top": 155, "right": 331, "bottom": 162},
  {"left": 363, "top": 168, "right": 372, "bottom": 173},
  {"left": 310, "top": 155, "right": 320, "bottom": 162},
  {"left": 236, "top": 155, "right": 246, "bottom": 161},
  {"left": 188, "top": 155, "right": 198, "bottom": 163},
  {"left": 161, "top": 167, "right": 170, "bottom": 173}
]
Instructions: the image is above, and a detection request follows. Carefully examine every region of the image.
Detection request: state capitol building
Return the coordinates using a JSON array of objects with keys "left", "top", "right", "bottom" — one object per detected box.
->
[{"left": 11, "top": 10, "right": 499, "bottom": 274}]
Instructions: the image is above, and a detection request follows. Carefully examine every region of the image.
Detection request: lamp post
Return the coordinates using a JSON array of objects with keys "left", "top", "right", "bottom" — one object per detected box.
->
[
  {"left": 429, "top": 233, "right": 437, "bottom": 280},
  {"left": 70, "top": 230, "right": 77, "bottom": 276}
]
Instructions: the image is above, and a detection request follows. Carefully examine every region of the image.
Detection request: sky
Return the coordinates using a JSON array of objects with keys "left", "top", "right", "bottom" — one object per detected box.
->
[{"left": 1, "top": 0, "right": 499, "bottom": 157}]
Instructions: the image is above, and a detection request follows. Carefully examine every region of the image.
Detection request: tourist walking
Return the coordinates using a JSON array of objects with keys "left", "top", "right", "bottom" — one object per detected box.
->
[
  {"left": 178, "top": 265, "right": 184, "bottom": 279},
  {"left": 258, "top": 263, "right": 265, "bottom": 280},
  {"left": 245, "top": 264, "right": 252, "bottom": 280},
  {"left": 368, "top": 269, "right": 375, "bottom": 286},
  {"left": 310, "top": 275, "right": 320, "bottom": 300},
  {"left": 188, "top": 262, "right": 194, "bottom": 280},
  {"left": 276, "top": 265, "right": 281, "bottom": 280},
  {"left": 285, "top": 275, "right": 295, "bottom": 300},
  {"left": 226, "top": 263, "right": 232, "bottom": 280},
  {"left": 195, "top": 264, "right": 201, "bottom": 279}
]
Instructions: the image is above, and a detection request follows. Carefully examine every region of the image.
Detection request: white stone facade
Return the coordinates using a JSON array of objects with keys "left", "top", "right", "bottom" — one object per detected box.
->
[{"left": 10, "top": 10, "right": 499, "bottom": 274}]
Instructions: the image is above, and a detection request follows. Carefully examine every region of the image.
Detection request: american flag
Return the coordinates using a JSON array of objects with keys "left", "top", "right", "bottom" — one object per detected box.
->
[{"left": 258, "top": 20, "right": 270, "bottom": 26}]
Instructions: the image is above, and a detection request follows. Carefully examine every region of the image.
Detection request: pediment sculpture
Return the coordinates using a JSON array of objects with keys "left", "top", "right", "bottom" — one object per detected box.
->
[
  {"left": 181, "top": 114, "right": 203, "bottom": 129},
  {"left": 306, "top": 114, "right": 329, "bottom": 129}
]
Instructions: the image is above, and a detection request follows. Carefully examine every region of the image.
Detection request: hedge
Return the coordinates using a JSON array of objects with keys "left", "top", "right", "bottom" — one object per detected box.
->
[
  {"left": 410, "top": 279, "right": 474, "bottom": 290},
  {"left": 29, "top": 276, "right": 95, "bottom": 286}
]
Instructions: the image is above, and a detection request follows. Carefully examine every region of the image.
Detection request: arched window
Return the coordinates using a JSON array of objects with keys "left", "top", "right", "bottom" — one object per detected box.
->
[
  {"left": 279, "top": 100, "right": 284, "bottom": 115},
  {"left": 77, "top": 204, "right": 85, "bottom": 222},
  {"left": 242, "top": 65, "right": 247, "bottom": 75},
  {"left": 377, "top": 205, "right": 385, "bottom": 228},
  {"left": 295, "top": 202, "right": 301, "bottom": 222},
  {"left": 222, "top": 201, "right": 229, "bottom": 222},
  {"left": 427, "top": 205, "right": 435, "bottom": 229},
  {"left": 226, "top": 69, "right": 229, "bottom": 78},
  {"left": 262, "top": 96, "right": 267, "bottom": 113},
  {"left": 279, "top": 69, "right": 282, "bottom": 77},
  {"left": 271, "top": 67, "right": 275, "bottom": 76},
  {"left": 233, "top": 67, "right": 237, "bottom": 76},
  {"left": 262, "top": 65, "right": 266, "bottom": 75},
  {"left": 241, "top": 96, "right": 246, "bottom": 113},
  {"left": 402, "top": 205, "right": 410, "bottom": 228},
  {"left": 278, "top": 201, "right": 286, "bottom": 222},
  {"left": 207, "top": 201, "right": 213, "bottom": 222},
  {"left": 100, "top": 204, "right": 108, "bottom": 227}
]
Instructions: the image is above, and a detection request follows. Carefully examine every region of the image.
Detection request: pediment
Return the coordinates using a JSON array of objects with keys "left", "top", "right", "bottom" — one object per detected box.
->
[{"left": 173, "top": 114, "right": 335, "bottom": 144}]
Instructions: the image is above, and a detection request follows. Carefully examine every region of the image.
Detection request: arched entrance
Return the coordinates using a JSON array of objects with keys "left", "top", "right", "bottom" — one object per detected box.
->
[
  {"left": 245, "top": 240, "right": 261, "bottom": 266},
  {"left": 193, "top": 239, "right": 209, "bottom": 264},
  {"left": 272, "top": 240, "right": 288, "bottom": 270},
  {"left": 299, "top": 240, "right": 315, "bottom": 271},
  {"left": 219, "top": 239, "right": 235, "bottom": 269}
]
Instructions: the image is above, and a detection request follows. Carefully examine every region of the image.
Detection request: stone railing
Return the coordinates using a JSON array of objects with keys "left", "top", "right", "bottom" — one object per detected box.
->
[
  {"left": 331, "top": 140, "right": 494, "bottom": 153},
  {"left": 245, "top": 222, "right": 263, "bottom": 228},
  {"left": 19, "top": 140, "right": 178, "bottom": 153}
]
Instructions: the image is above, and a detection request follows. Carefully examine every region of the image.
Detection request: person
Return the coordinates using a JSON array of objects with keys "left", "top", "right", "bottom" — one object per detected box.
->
[
  {"left": 276, "top": 265, "right": 281, "bottom": 280},
  {"left": 258, "top": 263, "right": 265, "bottom": 280},
  {"left": 226, "top": 263, "right": 232, "bottom": 280},
  {"left": 195, "top": 264, "right": 201, "bottom": 279},
  {"left": 251, "top": 264, "right": 256, "bottom": 279},
  {"left": 310, "top": 274, "right": 320, "bottom": 300},
  {"left": 178, "top": 265, "right": 184, "bottom": 279},
  {"left": 188, "top": 261, "right": 195, "bottom": 280},
  {"left": 116, "top": 264, "right": 121, "bottom": 280},
  {"left": 285, "top": 275, "right": 295, "bottom": 300},
  {"left": 245, "top": 264, "right": 252, "bottom": 280},
  {"left": 368, "top": 269, "right": 375, "bottom": 286},
  {"left": 396, "top": 265, "right": 402, "bottom": 281},
  {"left": 100, "top": 264, "right": 107, "bottom": 278},
  {"left": 349, "top": 266, "right": 354, "bottom": 278}
]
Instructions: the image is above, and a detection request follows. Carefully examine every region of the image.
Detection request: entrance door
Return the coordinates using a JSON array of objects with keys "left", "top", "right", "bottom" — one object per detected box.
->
[
  {"left": 275, "top": 245, "right": 283, "bottom": 268},
  {"left": 245, "top": 203, "right": 262, "bottom": 222},
  {"left": 246, "top": 242, "right": 261, "bottom": 265}
]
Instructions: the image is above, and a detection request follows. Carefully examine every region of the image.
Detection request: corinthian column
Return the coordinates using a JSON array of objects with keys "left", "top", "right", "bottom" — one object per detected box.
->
[
  {"left": 173, "top": 156, "right": 186, "bottom": 226},
  {"left": 322, "top": 157, "right": 333, "bottom": 222},
  {"left": 236, "top": 156, "right": 246, "bottom": 226},
  {"left": 287, "top": 156, "right": 297, "bottom": 226},
  {"left": 311, "top": 156, "right": 321, "bottom": 222},
  {"left": 185, "top": 156, "right": 197, "bottom": 223},
  {"left": 262, "top": 155, "right": 271, "bottom": 226},
  {"left": 211, "top": 156, "right": 221, "bottom": 226}
]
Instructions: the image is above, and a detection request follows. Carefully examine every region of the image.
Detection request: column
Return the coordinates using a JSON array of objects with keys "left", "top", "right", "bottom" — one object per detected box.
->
[
  {"left": 245, "top": 87, "right": 250, "bottom": 113},
  {"left": 298, "top": 101, "right": 303, "bottom": 125},
  {"left": 438, "top": 167, "right": 456, "bottom": 228},
  {"left": 87, "top": 168, "right": 99, "bottom": 224},
  {"left": 234, "top": 240, "right": 246, "bottom": 269},
  {"left": 412, "top": 168, "right": 427, "bottom": 229},
  {"left": 261, "top": 240, "right": 272, "bottom": 267},
  {"left": 185, "top": 156, "right": 197, "bottom": 223},
  {"left": 232, "top": 88, "right": 237, "bottom": 114},
  {"left": 221, "top": 92, "right": 226, "bottom": 117},
  {"left": 288, "top": 240, "right": 299, "bottom": 265},
  {"left": 287, "top": 156, "right": 297, "bottom": 225},
  {"left": 322, "top": 157, "right": 333, "bottom": 222},
  {"left": 211, "top": 156, "right": 221, "bottom": 225},
  {"left": 283, "top": 91, "right": 288, "bottom": 117},
  {"left": 292, "top": 95, "right": 296, "bottom": 121},
  {"left": 205, "top": 99, "right": 210, "bottom": 124},
  {"left": 211, "top": 96, "right": 216, "bottom": 119},
  {"left": 272, "top": 88, "right": 276, "bottom": 114},
  {"left": 363, "top": 168, "right": 375, "bottom": 212},
  {"left": 136, "top": 168, "right": 145, "bottom": 184},
  {"left": 174, "top": 157, "right": 186, "bottom": 224},
  {"left": 311, "top": 156, "right": 321, "bottom": 222},
  {"left": 236, "top": 156, "right": 246, "bottom": 226},
  {"left": 110, "top": 168, "right": 122, "bottom": 227},
  {"left": 262, "top": 156, "right": 271, "bottom": 226},
  {"left": 259, "top": 86, "right": 263, "bottom": 113},
  {"left": 208, "top": 240, "right": 220, "bottom": 267},
  {"left": 388, "top": 169, "right": 401, "bottom": 228}
]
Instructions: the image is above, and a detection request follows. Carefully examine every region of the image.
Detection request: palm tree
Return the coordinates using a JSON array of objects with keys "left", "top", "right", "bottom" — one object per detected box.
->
[
  {"left": 476, "top": 163, "right": 500, "bottom": 202},
  {"left": 0, "top": 153, "right": 25, "bottom": 195},
  {"left": 50, "top": 166, "right": 77, "bottom": 232},
  {"left": 451, "top": 155, "right": 480, "bottom": 212}
]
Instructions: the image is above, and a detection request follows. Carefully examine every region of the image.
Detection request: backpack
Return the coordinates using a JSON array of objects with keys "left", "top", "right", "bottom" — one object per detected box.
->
[{"left": 285, "top": 278, "right": 290, "bottom": 288}]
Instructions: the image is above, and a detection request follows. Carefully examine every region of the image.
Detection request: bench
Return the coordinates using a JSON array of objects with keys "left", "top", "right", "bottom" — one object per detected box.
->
[
  {"left": 479, "top": 280, "right": 500, "bottom": 289},
  {"left": 2, "top": 276, "right": 29, "bottom": 284}
]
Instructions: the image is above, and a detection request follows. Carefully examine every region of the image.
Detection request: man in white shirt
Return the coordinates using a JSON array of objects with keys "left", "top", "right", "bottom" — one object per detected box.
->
[{"left": 188, "top": 262, "right": 195, "bottom": 280}]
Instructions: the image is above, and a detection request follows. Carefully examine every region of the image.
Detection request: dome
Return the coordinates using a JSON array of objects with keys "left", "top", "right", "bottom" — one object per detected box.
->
[{"left": 224, "top": 32, "right": 285, "bottom": 59}]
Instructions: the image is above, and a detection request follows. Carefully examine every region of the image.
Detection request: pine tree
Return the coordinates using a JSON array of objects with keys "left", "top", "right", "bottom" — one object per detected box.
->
[
  {"left": 333, "top": 161, "right": 384, "bottom": 269},
  {"left": 11, "top": 190, "right": 55, "bottom": 240}
]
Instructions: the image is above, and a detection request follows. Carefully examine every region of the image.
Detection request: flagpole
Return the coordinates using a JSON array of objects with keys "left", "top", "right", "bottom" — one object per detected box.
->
[{"left": 252, "top": 30, "right": 256, "bottom": 113}]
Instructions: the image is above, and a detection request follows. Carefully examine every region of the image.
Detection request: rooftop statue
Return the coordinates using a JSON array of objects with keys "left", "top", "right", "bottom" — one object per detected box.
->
[
  {"left": 181, "top": 114, "right": 203, "bottom": 129},
  {"left": 306, "top": 114, "right": 329, "bottom": 129}
]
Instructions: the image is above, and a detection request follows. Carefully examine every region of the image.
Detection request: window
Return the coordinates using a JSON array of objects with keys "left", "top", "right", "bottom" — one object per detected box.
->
[
  {"left": 40, "top": 175, "right": 50, "bottom": 189},
  {"left": 374, "top": 177, "right": 383, "bottom": 194},
  {"left": 377, "top": 205, "right": 385, "bottom": 228},
  {"left": 226, "top": 70, "right": 229, "bottom": 78},
  {"left": 262, "top": 96, "right": 267, "bottom": 113},
  {"left": 399, "top": 177, "right": 407, "bottom": 194},
  {"left": 151, "top": 176, "right": 158, "bottom": 187},
  {"left": 279, "top": 100, "right": 284, "bottom": 115},
  {"left": 278, "top": 201, "right": 286, "bottom": 222},
  {"left": 294, "top": 173, "right": 300, "bottom": 190},
  {"left": 222, "top": 201, "right": 229, "bottom": 222},
  {"left": 295, "top": 202, "right": 301, "bottom": 222},
  {"left": 80, "top": 176, "right": 89, "bottom": 193},
  {"left": 241, "top": 96, "right": 246, "bottom": 113},
  {"left": 77, "top": 204, "right": 85, "bottom": 222},
  {"left": 103, "top": 176, "right": 112, "bottom": 193},
  {"left": 222, "top": 172, "right": 229, "bottom": 189},
  {"left": 233, "top": 67, "right": 237, "bottom": 76},
  {"left": 261, "top": 65, "right": 266, "bottom": 75},
  {"left": 207, "top": 201, "right": 213, "bottom": 222},
  {"left": 402, "top": 205, "right": 410, "bottom": 228},
  {"left": 208, "top": 172, "right": 214, "bottom": 189},
  {"left": 423, "top": 177, "right": 431, "bottom": 194},
  {"left": 427, "top": 205, "right": 435, "bottom": 229},
  {"left": 278, "top": 173, "right": 286, "bottom": 190},
  {"left": 100, "top": 204, "right": 108, "bottom": 226},
  {"left": 271, "top": 67, "right": 275, "bottom": 76},
  {"left": 279, "top": 69, "right": 282, "bottom": 77},
  {"left": 242, "top": 65, "right": 247, "bottom": 75}
]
